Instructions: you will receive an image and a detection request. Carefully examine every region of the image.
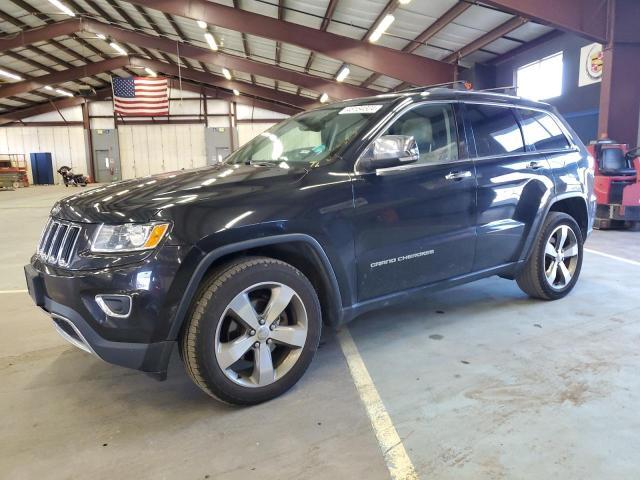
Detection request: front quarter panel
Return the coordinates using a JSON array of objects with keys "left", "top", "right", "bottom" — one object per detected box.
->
[{"left": 160, "top": 163, "right": 358, "bottom": 317}]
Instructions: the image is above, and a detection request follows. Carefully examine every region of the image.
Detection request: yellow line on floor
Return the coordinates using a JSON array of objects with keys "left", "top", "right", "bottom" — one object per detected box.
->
[
  {"left": 337, "top": 327, "right": 419, "bottom": 480},
  {"left": 0, "top": 289, "right": 28, "bottom": 294},
  {"left": 585, "top": 248, "right": 640, "bottom": 267}
]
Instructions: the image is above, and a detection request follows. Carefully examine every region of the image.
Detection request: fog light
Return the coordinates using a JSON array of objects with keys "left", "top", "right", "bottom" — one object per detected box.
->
[{"left": 96, "top": 294, "right": 132, "bottom": 318}]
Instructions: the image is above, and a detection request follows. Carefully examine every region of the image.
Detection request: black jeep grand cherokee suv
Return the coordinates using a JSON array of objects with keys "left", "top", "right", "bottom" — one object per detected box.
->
[{"left": 25, "top": 89, "right": 595, "bottom": 404}]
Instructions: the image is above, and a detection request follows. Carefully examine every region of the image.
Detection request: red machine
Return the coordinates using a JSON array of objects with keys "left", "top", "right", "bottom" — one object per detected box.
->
[{"left": 587, "top": 140, "right": 640, "bottom": 229}]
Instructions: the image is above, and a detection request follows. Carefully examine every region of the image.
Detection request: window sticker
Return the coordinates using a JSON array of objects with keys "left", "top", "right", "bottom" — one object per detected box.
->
[{"left": 339, "top": 105, "right": 384, "bottom": 115}]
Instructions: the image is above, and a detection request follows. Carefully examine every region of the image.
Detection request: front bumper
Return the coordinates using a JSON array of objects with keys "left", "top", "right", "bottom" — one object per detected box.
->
[{"left": 24, "top": 244, "right": 198, "bottom": 378}]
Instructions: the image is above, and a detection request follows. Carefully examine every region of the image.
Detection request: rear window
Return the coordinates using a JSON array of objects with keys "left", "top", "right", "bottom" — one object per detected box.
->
[
  {"left": 517, "top": 109, "right": 571, "bottom": 151},
  {"left": 465, "top": 104, "right": 525, "bottom": 157}
]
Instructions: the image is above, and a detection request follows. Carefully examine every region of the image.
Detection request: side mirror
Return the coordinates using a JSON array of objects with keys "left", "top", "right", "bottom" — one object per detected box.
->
[{"left": 359, "top": 135, "right": 419, "bottom": 172}]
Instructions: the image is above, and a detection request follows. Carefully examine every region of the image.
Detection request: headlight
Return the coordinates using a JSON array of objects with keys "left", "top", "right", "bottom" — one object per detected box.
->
[{"left": 91, "top": 223, "right": 170, "bottom": 253}]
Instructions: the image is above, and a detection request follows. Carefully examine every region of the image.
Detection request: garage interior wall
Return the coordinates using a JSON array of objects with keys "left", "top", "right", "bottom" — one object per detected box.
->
[
  {"left": 0, "top": 126, "right": 86, "bottom": 180},
  {"left": 493, "top": 32, "right": 604, "bottom": 143},
  {"left": 0, "top": 89, "right": 289, "bottom": 184},
  {"left": 118, "top": 125, "right": 207, "bottom": 179}
]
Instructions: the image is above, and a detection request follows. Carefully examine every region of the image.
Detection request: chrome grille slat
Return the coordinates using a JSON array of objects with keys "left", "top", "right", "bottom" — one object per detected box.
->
[
  {"left": 43, "top": 223, "right": 59, "bottom": 257},
  {"left": 37, "top": 218, "right": 52, "bottom": 253},
  {"left": 50, "top": 225, "right": 69, "bottom": 262},
  {"left": 59, "top": 227, "right": 80, "bottom": 266},
  {"left": 37, "top": 218, "right": 83, "bottom": 267}
]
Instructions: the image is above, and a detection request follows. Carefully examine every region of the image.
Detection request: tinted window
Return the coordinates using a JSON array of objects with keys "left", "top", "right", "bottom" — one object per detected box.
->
[
  {"left": 466, "top": 104, "right": 525, "bottom": 157},
  {"left": 383, "top": 103, "right": 458, "bottom": 164},
  {"left": 517, "top": 109, "right": 571, "bottom": 151}
]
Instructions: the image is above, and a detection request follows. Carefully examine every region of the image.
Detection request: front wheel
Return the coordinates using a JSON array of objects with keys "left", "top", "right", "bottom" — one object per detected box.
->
[
  {"left": 180, "top": 257, "right": 321, "bottom": 405},
  {"left": 516, "top": 212, "right": 584, "bottom": 300}
]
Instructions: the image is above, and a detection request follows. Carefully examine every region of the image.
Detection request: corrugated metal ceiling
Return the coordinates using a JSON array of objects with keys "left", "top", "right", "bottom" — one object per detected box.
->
[{"left": 0, "top": 0, "right": 555, "bottom": 111}]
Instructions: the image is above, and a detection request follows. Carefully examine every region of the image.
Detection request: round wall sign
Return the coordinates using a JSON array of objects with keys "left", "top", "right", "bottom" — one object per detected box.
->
[{"left": 585, "top": 44, "right": 604, "bottom": 80}]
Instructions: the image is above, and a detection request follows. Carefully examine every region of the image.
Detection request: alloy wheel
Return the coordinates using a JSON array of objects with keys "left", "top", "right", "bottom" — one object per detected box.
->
[
  {"left": 543, "top": 224, "right": 580, "bottom": 290},
  {"left": 214, "top": 282, "right": 308, "bottom": 388}
]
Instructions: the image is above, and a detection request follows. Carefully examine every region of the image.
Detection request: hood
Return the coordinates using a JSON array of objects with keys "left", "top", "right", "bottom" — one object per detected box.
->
[{"left": 53, "top": 163, "right": 308, "bottom": 223}]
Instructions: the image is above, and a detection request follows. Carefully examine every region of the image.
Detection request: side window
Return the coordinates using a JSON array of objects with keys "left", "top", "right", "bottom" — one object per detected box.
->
[
  {"left": 383, "top": 103, "right": 458, "bottom": 164},
  {"left": 517, "top": 109, "right": 571, "bottom": 151},
  {"left": 465, "top": 104, "right": 525, "bottom": 157}
]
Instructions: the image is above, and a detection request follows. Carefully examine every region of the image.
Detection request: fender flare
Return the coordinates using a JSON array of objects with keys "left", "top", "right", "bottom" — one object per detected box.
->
[
  {"left": 518, "top": 192, "right": 590, "bottom": 266},
  {"left": 167, "top": 233, "right": 343, "bottom": 340}
]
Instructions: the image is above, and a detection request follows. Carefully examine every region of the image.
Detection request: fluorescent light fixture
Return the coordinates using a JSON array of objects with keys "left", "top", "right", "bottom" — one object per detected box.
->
[
  {"left": 222, "top": 68, "right": 232, "bottom": 80},
  {"left": 233, "top": 89, "right": 240, "bottom": 96},
  {"left": 44, "top": 85, "right": 54, "bottom": 91},
  {"left": 55, "top": 89, "right": 74, "bottom": 97},
  {"left": 96, "top": 33, "right": 106, "bottom": 40},
  {"left": 398, "top": 0, "right": 412, "bottom": 4},
  {"left": 144, "top": 67, "right": 157, "bottom": 77},
  {"left": 320, "top": 93, "right": 329, "bottom": 103},
  {"left": 336, "top": 65, "right": 350, "bottom": 82},
  {"left": 110, "top": 42, "right": 127, "bottom": 56},
  {"left": 197, "top": 20, "right": 207, "bottom": 29},
  {"left": 0, "top": 69, "right": 23, "bottom": 81},
  {"left": 369, "top": 14, "right": 395, "bottom": 43},
  {"left": 204, "top": 32, "right": 218, "bottom": 51},
  {"left": 48, "top": 0, "right": 75, "bottom": 17}
]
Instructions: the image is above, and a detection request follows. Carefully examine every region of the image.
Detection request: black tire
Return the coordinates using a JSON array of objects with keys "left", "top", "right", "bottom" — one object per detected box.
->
[
  {"left": 180, "top": 256, "right": 322, "bottom": 405},
  {"left": 516, "top": 212, "right": 584, "bottom": 300}
]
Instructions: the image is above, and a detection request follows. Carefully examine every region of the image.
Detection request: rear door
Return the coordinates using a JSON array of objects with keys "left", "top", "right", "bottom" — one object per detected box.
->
[
  {"left": 515, "top": 107, "right": 577, "bottom": 197},
  {"left": 462, "top": 102, "right": 555, "bottom": 271},
  {"left": 351, "top": 102, "right": 477, "bottom": 301}
]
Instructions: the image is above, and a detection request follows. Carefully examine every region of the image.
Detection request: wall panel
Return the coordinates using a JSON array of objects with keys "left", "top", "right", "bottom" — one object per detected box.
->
[
  {"left": 118, "top": 125, "right": 207, "bottom": 179},
  {"left": 238, "top": 123, "right": 276, "bottom": 146},
  {"left": 2, "top": 97, "right": 285, "bottom": 183},
  {"left": 0, "top": 126, "right": 86, "bottom": 184}
]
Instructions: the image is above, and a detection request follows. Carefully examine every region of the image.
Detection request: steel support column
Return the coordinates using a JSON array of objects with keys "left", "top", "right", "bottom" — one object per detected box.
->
[
  {"left": 598, "top": 0, "right": 640, "bottom": 145},
  {"left": 81, "top": 100, "right": 96, "bottom": 181}
]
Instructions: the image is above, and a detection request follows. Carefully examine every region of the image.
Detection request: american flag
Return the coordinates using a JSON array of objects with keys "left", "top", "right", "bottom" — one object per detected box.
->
[{"left": 112, "top": 76, "right": 169, "bottom": 116}]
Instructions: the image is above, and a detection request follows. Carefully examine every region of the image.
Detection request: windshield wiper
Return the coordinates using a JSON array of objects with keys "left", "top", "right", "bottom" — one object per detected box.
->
[{"left": 246, "top": 160, "right": 281, "bottom": 167}]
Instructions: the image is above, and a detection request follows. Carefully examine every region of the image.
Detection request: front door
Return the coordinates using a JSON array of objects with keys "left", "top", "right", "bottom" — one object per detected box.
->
[{"left": 351, "top": 102, "right": 477, "bottom": 301}]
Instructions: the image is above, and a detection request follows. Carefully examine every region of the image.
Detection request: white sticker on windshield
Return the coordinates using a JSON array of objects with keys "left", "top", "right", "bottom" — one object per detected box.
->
[{"left": 339, "top": 105, "right": 384, "bottom": 115}]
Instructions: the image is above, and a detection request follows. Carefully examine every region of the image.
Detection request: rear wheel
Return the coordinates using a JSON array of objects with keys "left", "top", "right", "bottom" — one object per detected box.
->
[
  {"left": 516, "top": 212, "right": 584, "bottom": 300},
  {"left": 180, "top": 257, "right": 321, "bottom": 405}
]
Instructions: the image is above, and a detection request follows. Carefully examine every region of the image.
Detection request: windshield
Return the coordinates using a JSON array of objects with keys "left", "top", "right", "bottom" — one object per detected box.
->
[{"left": 226, "top": 103, "right": 388, "bottom": 167}]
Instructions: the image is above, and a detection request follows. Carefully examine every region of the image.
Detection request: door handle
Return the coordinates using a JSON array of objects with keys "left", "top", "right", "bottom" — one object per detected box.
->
[
  {"left": 528, "top": 160, "right": 544, "bottom": 170},
  {"left": 445, "top": 170, "right": 472, "bottom": 181}
]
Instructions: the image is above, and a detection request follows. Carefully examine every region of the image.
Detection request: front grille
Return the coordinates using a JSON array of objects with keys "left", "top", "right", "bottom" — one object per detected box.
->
[{"left": 38, "top": 218, "right": 82, "bottom": 266}]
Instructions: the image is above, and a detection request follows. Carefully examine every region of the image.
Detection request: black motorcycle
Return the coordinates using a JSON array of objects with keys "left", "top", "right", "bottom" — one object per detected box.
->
[{"left": 57, "top": 166, "right": 89, "bottom": 187}]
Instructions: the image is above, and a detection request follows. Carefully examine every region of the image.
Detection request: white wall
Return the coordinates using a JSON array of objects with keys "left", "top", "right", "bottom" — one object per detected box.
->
[
  {"left": 0, "top": 126, "right": 86, "bottom": 184},
  {"left": 238, "top": 122, "right": 277, "bottom": 146},
  {"left": 235, "top": 104, "right": 288, "bottom": 146},
  {"left": 0, "top": 91, "right": 291, "bottom": 183},
  {"left": 118, "top": 124, "right": 206, "bottom": 179}
]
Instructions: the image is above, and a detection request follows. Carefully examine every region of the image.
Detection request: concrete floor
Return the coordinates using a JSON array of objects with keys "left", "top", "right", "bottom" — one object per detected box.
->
[{"left": 1, "top": 185, "right": 639, "bottom": 479}]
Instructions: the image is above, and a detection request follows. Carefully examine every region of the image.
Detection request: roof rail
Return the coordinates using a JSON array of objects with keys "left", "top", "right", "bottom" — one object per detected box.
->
[
  {"left": 479, "top": 85, "right": 517, "bottom": 95},
  {"left": 396, "top": 80, "right": 473, "bottom": 94}
]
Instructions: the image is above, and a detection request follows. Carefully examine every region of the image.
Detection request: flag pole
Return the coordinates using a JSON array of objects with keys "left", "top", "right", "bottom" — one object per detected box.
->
[
  {"left": 110, "top": 75, "right": 119, "bottom": 126},
  {"left": 176, "top": 40, "right": 183, "bottom": 103}
]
